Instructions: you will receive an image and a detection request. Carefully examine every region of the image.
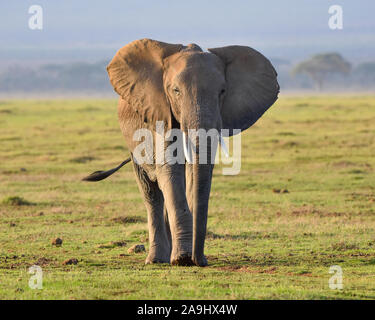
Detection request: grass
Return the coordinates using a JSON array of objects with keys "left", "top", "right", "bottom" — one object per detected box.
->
[{"left": 0, "top": 95, "right": 374, "bottom": 299}]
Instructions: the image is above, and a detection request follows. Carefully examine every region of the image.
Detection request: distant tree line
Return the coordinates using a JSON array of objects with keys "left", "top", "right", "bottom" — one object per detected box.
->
[
  {"left": 292, "top": 53, "right": 351, "bottom": 90},
  {"left": 0, "top": 54, "right": 375, "bottom": 93},
  {"left": 273, "top": 53, "right": 375, "bottom": 91},
  {"left": 0, "top": 60, "right": 112, "bottom": 92}
]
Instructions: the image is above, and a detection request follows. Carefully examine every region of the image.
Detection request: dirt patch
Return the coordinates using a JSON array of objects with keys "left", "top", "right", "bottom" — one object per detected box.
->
[
  {"left": 112, "top": 241, "right": 127, "bottom": 247},
  {"left": 286, "top": 271, "right": 315, "bottom": 277},
  {"left": 260, "top": 267, "right": 278, "bottom": 274},
  {"left": 291, "top": 207, "right": 344, "bottom": 217},
  {"left": 281, "top": 141, "right": 299, "bottom": 148},
  {"left": 206, "top": 231, "right": 278, "bottom": 241},
  {"left": 35, "top": 257, "right": 53, "bottom": 266},
  {"left": 331, "top": 241, "right": 359, "bottom": 251},
  {"left": 347, "top": 192, "right": 375, "bottom": 202},
  {"left": 62, "top": 258, "right": 78, "bottom": 265},
  {"left": 97, "top": 240, "right": 127, "bottom": 249},
  {"left": 111, "top": 215, "right": 146, "bottom": 224},
  {"left": 206, "top": 231, "right": 226, "bottom": 240}
]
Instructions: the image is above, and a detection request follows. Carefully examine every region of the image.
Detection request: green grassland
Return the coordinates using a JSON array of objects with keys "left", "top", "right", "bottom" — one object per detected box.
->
[{"left": 0, "top": 95, "right": 374, "bottom": 299}]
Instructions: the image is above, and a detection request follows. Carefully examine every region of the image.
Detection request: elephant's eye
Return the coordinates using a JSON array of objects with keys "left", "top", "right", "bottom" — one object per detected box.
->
[
  {"left": 173, "top": 87, "right": 180, "bottom": 95},
  {"left": 220, "top": 88, "right": 226, "bottom": 96}
]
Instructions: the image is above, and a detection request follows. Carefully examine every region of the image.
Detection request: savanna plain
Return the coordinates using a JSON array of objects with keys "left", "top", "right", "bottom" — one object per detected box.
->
[{"left": 0, "top": 95, "right": 374, "bottom": 299}]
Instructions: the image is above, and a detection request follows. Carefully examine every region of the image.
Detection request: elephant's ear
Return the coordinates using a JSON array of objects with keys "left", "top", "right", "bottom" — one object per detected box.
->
[
  {"left": 208, "top": 46, "right": 279, "bottom": 136},
  {"left": 107, "top": 39, "right": 183, "bottom": 127}
]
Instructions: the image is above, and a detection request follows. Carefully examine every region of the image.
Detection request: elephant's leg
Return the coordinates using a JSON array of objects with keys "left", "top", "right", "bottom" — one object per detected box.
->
[
  {"left": 156, "top": 164, "right": 193, "bottom": 266},
  {"left": 132, "top": 160, "right": 171, "bottom": 264}
]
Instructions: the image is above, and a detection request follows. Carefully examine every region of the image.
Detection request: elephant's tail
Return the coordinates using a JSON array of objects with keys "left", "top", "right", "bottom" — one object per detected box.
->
[{"left": 82, "top": 157, "right": 131, "bottom": 182}]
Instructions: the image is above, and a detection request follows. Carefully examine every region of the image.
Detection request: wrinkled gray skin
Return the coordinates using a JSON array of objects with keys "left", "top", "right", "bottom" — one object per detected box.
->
[{"left": 107, "top": 39, "right": 279, "bottom": 266}]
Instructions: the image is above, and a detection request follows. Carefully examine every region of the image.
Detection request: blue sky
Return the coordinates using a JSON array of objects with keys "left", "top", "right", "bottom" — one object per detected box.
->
[{"left": 1, "top": 1, "right": 374, "bottom": 64}]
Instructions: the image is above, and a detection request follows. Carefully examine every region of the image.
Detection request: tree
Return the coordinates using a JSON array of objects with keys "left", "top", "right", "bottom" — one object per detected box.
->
[
  {"left": 292, "top": 53, "right": 351, "bottom": 90},
  {"left": 353, "top": 62, "right": 375, "bottom": 86}
]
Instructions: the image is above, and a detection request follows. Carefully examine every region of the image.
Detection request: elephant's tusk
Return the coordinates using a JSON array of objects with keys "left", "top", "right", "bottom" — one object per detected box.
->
[
  {"left": 182, "top": 132, "right": 193, "bottom": 164},
  {"left": 219, "top": 134, "right": 229, "bottom": 158}
]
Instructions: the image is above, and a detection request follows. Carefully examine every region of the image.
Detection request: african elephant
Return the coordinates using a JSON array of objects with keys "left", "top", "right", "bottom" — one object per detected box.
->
[{"left": 96, "top": 39, "right": 279, "bottom": 266}]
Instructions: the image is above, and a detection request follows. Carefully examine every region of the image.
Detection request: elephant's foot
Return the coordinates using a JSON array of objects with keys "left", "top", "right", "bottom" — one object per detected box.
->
[
  {"left": 145, "top": 256, "right": 170, "bottom": 264},
  {"left": 145, "top": 248, "right": 170, "bottom": 265},
  {"left": 171, "top": 253, "right": 194, "bottom": 266},
  {"left": 192, "top": 254, "right": 208, "bottom": 267}
]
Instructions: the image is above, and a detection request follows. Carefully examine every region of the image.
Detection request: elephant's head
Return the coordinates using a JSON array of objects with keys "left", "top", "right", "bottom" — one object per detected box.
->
[
  {"left": 107, "top": 38, "right": 279, "bottom": 136},
  {"left": 107, "top": 39, "right": 279, "bottom": 265}
]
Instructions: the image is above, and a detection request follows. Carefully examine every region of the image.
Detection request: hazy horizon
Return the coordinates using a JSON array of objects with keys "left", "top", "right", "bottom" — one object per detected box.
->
[{"left": 1, "top": 0, "right": 375, "bottom": 69}]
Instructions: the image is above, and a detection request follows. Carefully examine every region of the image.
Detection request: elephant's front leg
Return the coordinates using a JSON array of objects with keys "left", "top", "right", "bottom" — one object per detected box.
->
[
  {"left": 132, "top": 159, "right": 171, "bottom": 264},
  {"left": 157, "top": 164, "right": 193, "bottom": 266}
]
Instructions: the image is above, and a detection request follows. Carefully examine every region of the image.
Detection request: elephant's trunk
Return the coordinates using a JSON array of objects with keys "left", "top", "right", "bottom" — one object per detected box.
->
[
  {"left": 192, "top": 159, "right": 213, "bottom": 266},
  {"left": 181, "top": 104, "right": 221, "bottom": 266},
  {"left": 190, "top": 133, "right": 216, "bottom": 266}
]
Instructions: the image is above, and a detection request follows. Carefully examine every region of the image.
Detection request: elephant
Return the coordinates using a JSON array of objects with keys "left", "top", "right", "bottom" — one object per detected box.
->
[{"left": 84, "top": 39, "right": 279, "bottom": 266}]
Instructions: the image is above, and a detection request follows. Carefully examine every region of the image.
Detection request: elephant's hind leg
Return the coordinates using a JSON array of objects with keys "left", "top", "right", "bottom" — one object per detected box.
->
[{"left": 132, "top": 159, "right": 171, "bottom": 264}]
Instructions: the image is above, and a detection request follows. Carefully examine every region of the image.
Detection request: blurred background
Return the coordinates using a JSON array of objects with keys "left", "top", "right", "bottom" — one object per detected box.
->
[{"left": 1, "top": 0, "right": 374, "bottom": 96}]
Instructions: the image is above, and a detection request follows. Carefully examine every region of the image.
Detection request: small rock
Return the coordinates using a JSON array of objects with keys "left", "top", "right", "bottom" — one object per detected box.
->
[
  {"left": 9, "top": 222, "right": 16, "bottom": 227},
  {"left": 39, "top": 212, "right": 44, "bottom": 216},
  {"left": 52, "top": 238, "right": 63, "bottom": 246},
  {"left": 127, "top": 244, "right": 145, "bottom": 254},
  {"left": 62, "top": 258, "right": 78, "bottom": 265},
  {"left": 20, "top": 168, "right": 27, "bottom": 172}
]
